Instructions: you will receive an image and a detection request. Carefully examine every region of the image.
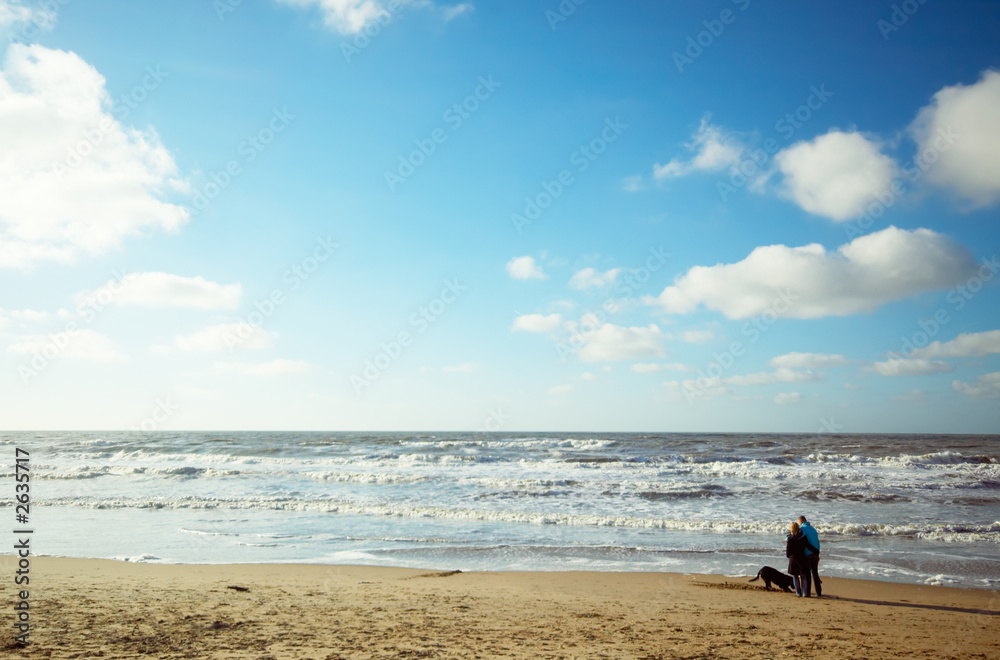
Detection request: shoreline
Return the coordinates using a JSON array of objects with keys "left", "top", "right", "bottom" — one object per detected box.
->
[
  {"left": 30, "top": 552, "right": 1000, "bottom": 592},
  {"left": 5, "top": 557, "right": 997, "bottom": 658}
]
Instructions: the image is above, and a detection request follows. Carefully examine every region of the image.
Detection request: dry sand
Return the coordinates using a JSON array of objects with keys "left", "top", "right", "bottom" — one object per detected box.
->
[{"left": 1, "top": 557, "right": 997, "bottom": 659}]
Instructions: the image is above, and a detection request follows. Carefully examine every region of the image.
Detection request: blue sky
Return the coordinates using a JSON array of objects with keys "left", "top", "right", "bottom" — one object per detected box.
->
[{"left": 1, "top": 0, "right": 998, "bottom": 432}]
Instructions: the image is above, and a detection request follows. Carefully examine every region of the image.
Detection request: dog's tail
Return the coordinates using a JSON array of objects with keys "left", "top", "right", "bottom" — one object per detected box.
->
[{"left": 748, "top": 569, "right": 761, "bottom": 583}]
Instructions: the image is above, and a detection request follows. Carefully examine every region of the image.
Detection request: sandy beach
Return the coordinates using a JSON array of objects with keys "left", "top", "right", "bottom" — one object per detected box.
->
[{"left": 1, "top": 557, "right": 995, "bottom": 659}]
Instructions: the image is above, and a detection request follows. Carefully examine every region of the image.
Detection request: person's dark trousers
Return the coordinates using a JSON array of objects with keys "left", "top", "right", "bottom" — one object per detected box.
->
[{"left": 808, "top": 554, "right": 821, "bottom": 596}]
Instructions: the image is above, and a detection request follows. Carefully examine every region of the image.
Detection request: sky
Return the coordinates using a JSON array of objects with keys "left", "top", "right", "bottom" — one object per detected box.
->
[{"left": 0, "top": 0, "right": 999, "bottom": 433}]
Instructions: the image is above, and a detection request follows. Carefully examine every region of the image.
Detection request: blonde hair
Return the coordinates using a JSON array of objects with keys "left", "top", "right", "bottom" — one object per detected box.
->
[{"left": 790, "top": 522, "right": 801, "bottom": 535}]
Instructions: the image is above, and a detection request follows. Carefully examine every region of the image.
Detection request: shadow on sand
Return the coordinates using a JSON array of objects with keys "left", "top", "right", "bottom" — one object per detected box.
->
[{"left": 822, "top": 594, "right": 1000, "bottom": 616}]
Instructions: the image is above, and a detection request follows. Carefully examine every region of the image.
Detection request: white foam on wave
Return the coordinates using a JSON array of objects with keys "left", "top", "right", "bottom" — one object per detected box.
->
[
  {"left": 342, "top": 535, "right": 470, "bottom": 544},
  {"left": 24, "top": 446, "right": 999, "bottom": 489},
  {"left": 179, "top": 528, "right": 240, "bottom": 536},
  {"left": 477, "top": 437, "right": 617, "bottom": 450},
  {"left": 42, "top": 495, "right": 1000, "bottom": 542},
  {"left": 680, "top": 456, "right": 999, "bottom": 485},
  {"left": 557, "top": 438, "right": 619, "bottom": 449},
  {"left": 303, "top": 471, "right": 428, "bottom": 485},
  {"left": 114, "top": 553, "right": 161, "bottom": 562},
  {"left": 35, "top": 465, "right": 244, "bottom": 480},
  {"left": 804, "top": 450, "right": 998, "bottom": 467}
]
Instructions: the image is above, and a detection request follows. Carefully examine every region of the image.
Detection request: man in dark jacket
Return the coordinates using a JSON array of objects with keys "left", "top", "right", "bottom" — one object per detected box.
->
[{"left": 798, "top": 515, "right": 821, "bottom": 596}]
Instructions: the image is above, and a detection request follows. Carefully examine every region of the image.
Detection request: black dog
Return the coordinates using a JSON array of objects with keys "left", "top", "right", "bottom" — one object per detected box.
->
[{"left": 749, "top": 566, "right": 794, "bottom": 592}]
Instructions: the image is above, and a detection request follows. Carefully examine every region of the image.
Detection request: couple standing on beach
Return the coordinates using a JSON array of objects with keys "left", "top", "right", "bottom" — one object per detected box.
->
[{"left": 786, "top": 516, "right": 821, "bottom": 597}]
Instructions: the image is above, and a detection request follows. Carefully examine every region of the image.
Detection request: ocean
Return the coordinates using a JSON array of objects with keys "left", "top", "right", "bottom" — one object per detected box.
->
[{"left": 6, "top": 431, "right": 999, "bottom": 589}]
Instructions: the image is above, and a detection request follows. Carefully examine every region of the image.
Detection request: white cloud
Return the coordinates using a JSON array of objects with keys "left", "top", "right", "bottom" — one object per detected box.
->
[
  {"left": 892, "top": 389, "right": 927, "bottom": 403},
  {"left": 952, "top": 371, "right": 1000, "bottom": 399},
  {"left": 7, "top": 329, "right": 127, "bottom": 362},
  {"left": 277, "top": 0, "right": 396, "bottom": 34},
  {"left": 173, "top": 323, "right": 277, "bottom": 352},
  {"left": 910, "top": 330, "right": 1000, "bottom": 359},
  {"left": 211, "top": 359, "right": 312, "bottom": 377},
  {"left": 548, "top": 384, "right": 574, "bottom": 395},
  {"left": 0, "top": 0, "right": 38, "bottom": 30},
  {"left": 774, "top": 392, "right": 802, "bottom": 405},
  {"left": 663, "top": 377, "right": 728, "bottom": 401},
  {"left": 0, "top": 44, "right": 188, "bottom": 269},
  {"left": 0, "top": 307, "right": 51, "bottom": 328},
  {"left": 674, "top": 329, "right": 715, "bottom": 344},
  {"left": 910, "top": 70, "right": 1000, "bottom": 207},
  {"left": 442, "top": 362, "right": 480, "bottom": 373},
  {"left": 277, "top": 0, "right": 465, "bottom": 34},
  {"left": 575, "top": 323, "right": 666, "bottom": 363},
  {"left": 0, "top": 308, "right": 49, "bottom": 325},
  {"left": 506, "top": 256, "right": 545, "bottom": 280},
  {"left": 774, "top": 130, "right": 898, "bottom": 221},
  {"left": 0, "top": 0, "right": 59, "bottom": 35},
  {"left": 13, "top": 308, "right": 48, "bottom": 321},
  {"left": 580, "top": 371, "right": 597, "bottom": 380},
  {"left": 768, "top": 352, "right": 849, "bottom": 369},
  {"left": 650, "top": 226, "right": 976, "bottom": 319},
  {"left": 654, "top": 118, "right": 743, "bottom": 179},
  {"left": 664, "top": 369, "right": 819, "bottom": 402},
  {"left": 726, "top": 368, "right": 821, "bottom": 387},
  {"left": 631, "top": 362, "right": 692, "bottom": 373},
  {"left": 79, "top": 272, "right": 241, "bottom": 310},
  {"left": 511, "top": 313, "right": 562, "bottom": 333},
  {"left": 622, "top": 175, "right": 643, "bottom": 192},
  {"left": 442, "top": 2, "right": 472, "bottom": 20},
  {"left": 569, "top": 267, "right": 620, "bottom": 290},
  {"left": 868, "top": 358, "right": 953, "bottom": 376}
]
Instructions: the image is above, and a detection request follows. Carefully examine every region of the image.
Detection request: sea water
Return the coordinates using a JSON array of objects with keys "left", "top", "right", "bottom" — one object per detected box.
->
[{"left": 5, "top": 431, "right": 998, "bottom": 589}]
